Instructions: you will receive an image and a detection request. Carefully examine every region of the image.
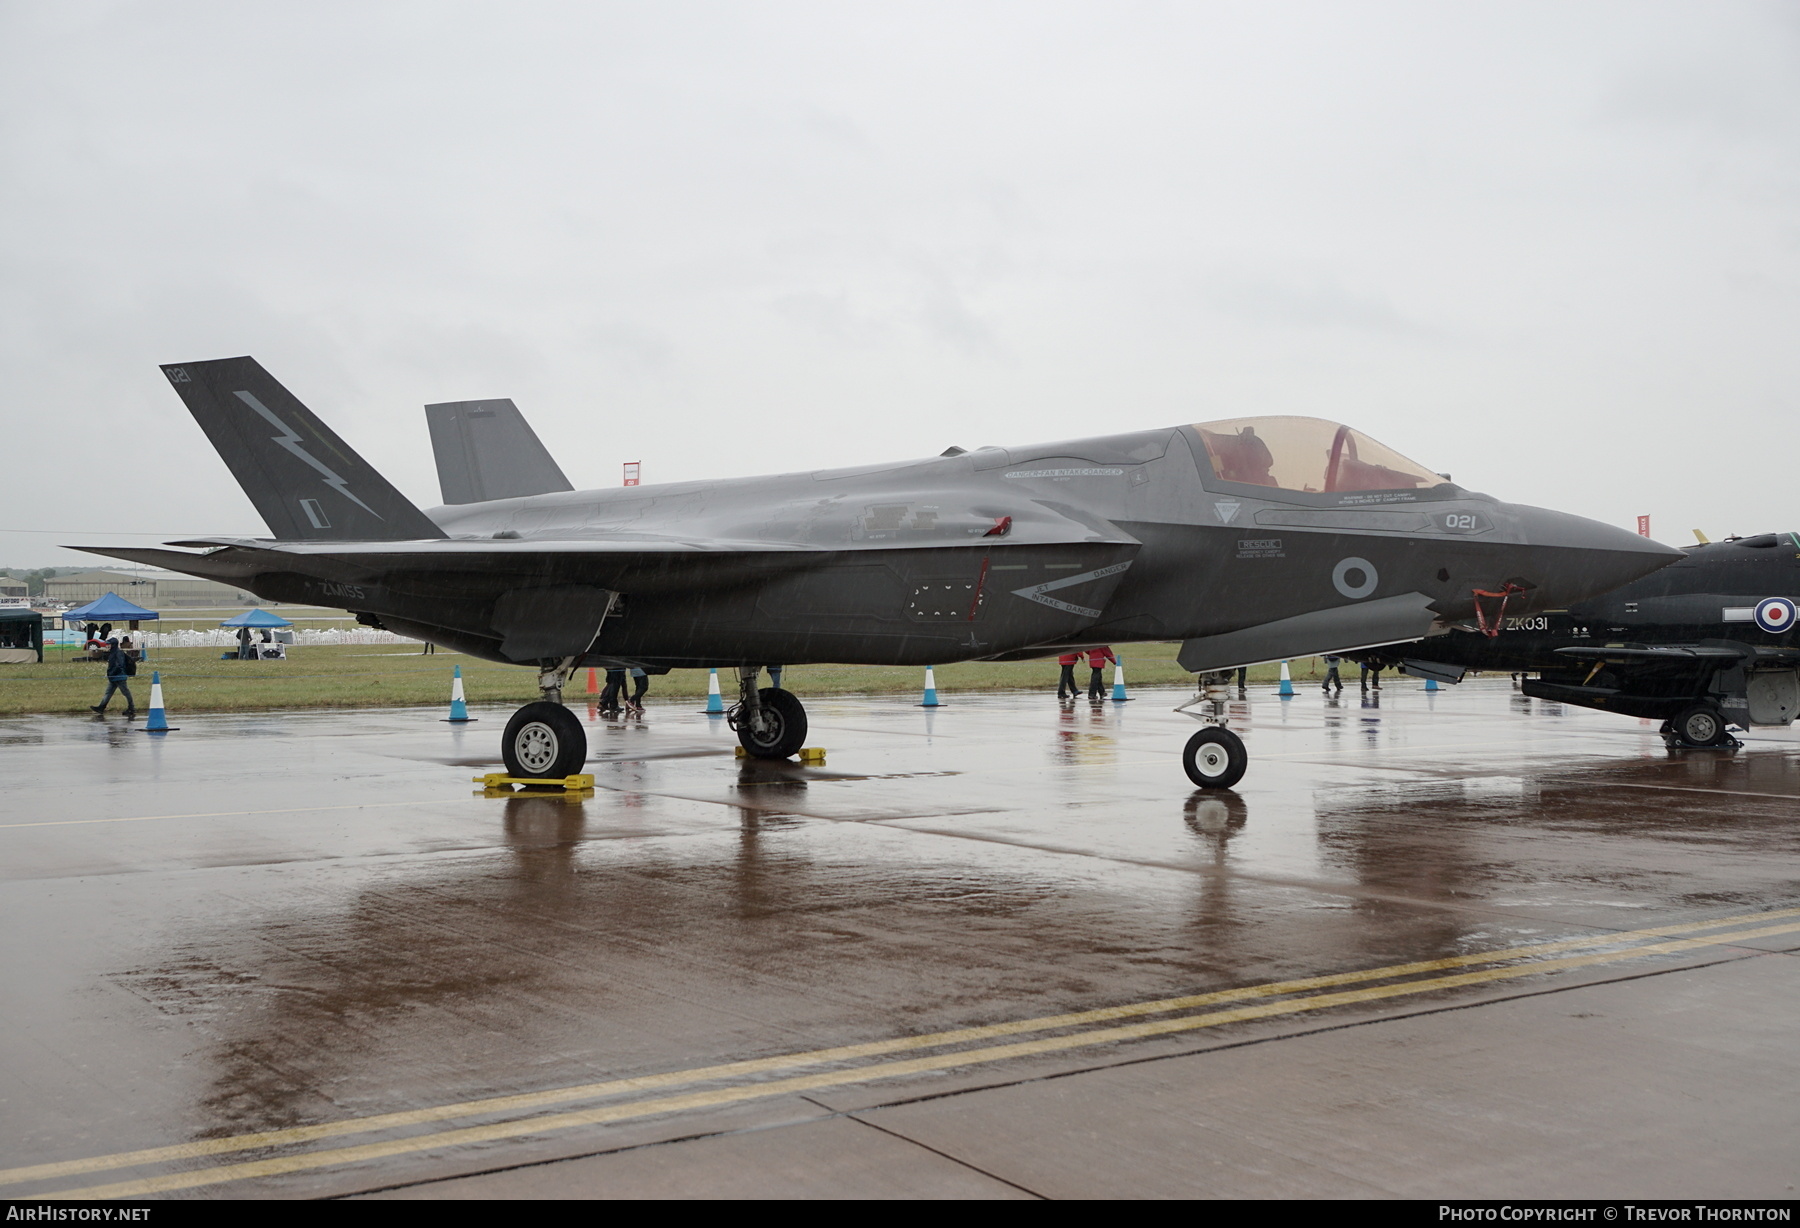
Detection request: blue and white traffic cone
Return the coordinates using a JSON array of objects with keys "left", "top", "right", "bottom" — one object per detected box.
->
[
  {"left": 1278, "top": 660, "right": 1294, "bottom": 698},
  {"left": 1425, "top": 676, "right": 1440, "bottom": 692},
  {"left": 704, "top": 668, "right": 725, "bottom": 714},
  {"left": 141, "top": 670, "right": 176, "bottom": 733},
  {"left": 919, "top": 666, "right": 942, "bottom": 708},
  {"left": 443, "top": 664, "right": 474, "bottom": 722},
  {"left": 1110, "top": 659, "right": 1131, "bottom": 702}
]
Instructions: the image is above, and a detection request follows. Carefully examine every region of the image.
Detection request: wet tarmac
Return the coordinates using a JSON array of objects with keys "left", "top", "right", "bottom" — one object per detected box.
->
[{"left": 2, "top": 680, "right": 1797, "bottom": 1199}]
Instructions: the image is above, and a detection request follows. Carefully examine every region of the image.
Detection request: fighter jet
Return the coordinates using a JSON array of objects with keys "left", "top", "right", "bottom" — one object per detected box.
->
[
  {"left": 1353, "top": 532, "right": 1800, "bottom": 747},
  {"left": 79, "top": 357, "right": 1678, "bottom": 788}
]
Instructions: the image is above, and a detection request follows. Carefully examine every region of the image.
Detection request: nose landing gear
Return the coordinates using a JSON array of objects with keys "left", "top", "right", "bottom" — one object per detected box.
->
[
  {"left": 1176, "top": 670, "right": 1248, "bottom": 789},
  {"left": 1183, "top": 726, "right": 1248, "bottom": 788}
]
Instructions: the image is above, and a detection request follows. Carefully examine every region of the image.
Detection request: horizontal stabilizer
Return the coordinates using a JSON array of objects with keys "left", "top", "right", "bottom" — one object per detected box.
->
[
  {"left": 426, "top": 399, "right": 574, "bottom": 505},
  {"left": 1177, "top": 593, "right": 1440, "bottom": 673},
  {"left": 159, "top": 358, "right": 446, "bottom": 542}
]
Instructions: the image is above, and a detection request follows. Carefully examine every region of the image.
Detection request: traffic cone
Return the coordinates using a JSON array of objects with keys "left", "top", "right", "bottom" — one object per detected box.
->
[
  {"left": 1278, "top": 660, "right": 1294, "bottom": 698},
  {"left": 1110, "top": 659, "right": 1131, "bottom": 702},
  {"left": 141, "top": 670, "right": 177, "bottom": 732},
  {"left": 704, "top": 668, "right": 725, "bottom": 714},
  {"left": 919, "top": 666, "right": 942, "bottom": 707},
  {"left": 1425, "top": 676, "right": 1440, "bottom": 692},
  {"left": 586, "top": 667, "right": 598, "bottom": 695},
  {"left": 443, "top": 664, "right": 475, "bottom": 722}
]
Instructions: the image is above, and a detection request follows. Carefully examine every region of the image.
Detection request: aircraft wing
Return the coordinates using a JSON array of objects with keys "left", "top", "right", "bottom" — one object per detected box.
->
[{"left": 75, "top": 536, "right": 827, "bottom": 596}]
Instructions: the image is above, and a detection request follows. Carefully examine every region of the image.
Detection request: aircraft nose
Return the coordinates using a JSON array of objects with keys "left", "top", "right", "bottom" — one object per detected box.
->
[{"left": 1506, "top": 505, "right": 1682, "bottom": 604}]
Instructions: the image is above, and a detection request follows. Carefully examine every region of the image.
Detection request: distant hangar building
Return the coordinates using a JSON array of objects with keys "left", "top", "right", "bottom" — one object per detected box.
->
[{"left": 43, "top": 569, "right": 260, "bottom": 608}]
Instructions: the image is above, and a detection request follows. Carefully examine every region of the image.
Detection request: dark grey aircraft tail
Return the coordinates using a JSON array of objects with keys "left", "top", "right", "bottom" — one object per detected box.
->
[
  {"left": 159, "top": 357, "right": 446, "bottom": 541},
  {"left": 425, "top": 398, "right": 574, "bottom": 505}
]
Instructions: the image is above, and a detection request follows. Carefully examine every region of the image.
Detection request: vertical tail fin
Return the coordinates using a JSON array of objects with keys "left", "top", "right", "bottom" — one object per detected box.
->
[
  {"left": 425, "top": 398, "right": 574, "bottom": 505},
  {"left": 160, "top": 358, "right": 445, "bottom": 541}
]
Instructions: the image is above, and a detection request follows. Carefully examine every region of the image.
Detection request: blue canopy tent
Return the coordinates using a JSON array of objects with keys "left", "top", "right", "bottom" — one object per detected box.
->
[
  {"left": 61, "top": 591, "right": 159, "bottom": 660},
  {"left": 219, "top": 609, "right": 293, "bottom": 628},
  {"left": 221, "top": 607, "right": 293, "bottom": 659},
  {"left": 62, "top": 592, "right": 159, "bottom": 624}
]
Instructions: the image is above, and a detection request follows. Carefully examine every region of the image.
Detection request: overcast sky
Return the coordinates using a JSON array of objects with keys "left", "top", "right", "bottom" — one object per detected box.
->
[{"left": 3, "top": 0, "right": 1797, "bottom": 567}]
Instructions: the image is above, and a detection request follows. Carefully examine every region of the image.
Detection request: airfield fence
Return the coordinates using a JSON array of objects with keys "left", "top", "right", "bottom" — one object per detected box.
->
[{"left": 139, "top": 628, "right": 415, "bottom": 648}]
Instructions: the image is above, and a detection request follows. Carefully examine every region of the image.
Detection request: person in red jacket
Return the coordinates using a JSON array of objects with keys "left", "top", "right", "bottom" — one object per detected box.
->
[
  {"left": 1085, "top": 646, "right": 1117, "bottom": 702},
  {"left": 1056, "top": 651, "right": 1080, "bottom": 700}
]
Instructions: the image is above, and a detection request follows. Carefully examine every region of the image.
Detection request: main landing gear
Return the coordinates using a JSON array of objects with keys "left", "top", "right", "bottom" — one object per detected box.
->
[
  {"left": 502, "top": 657, "right": 588, "bottom": 779},
  {"left": 1663, "top": 703, "right": 1741, "bottom": 750},
  {"left": 1176, "top": 671, "right": 1248, "bottom": 789},
  {"left": 728, "top": 666, "right": 808, "bottom": 759}
]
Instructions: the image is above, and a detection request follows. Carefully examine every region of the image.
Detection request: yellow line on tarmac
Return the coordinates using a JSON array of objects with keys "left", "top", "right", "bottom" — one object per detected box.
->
[
  {"left": 8, "top": 906, "right": 1798, "bottom": 1192},
  {"left": 41, "top": 917, "right": 1800, "bottom": 1200}
]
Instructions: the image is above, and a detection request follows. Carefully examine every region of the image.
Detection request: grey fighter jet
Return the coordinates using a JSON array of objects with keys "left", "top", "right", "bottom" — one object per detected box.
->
[{"left": 81, "top": 357, "right": 1678, "bottom": 788}]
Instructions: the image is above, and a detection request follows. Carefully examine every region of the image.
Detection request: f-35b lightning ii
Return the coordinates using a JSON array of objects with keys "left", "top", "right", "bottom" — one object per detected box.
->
[
  {"left": 1354, "top": 532, "right": 1800, "bottom": 748},
  {"left": 80, "top": 357, "right": 1679, "bottom": 788}
]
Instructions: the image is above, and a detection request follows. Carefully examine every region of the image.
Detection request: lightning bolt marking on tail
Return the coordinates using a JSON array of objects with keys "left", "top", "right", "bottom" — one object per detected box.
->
[{"left": 233, "top": 391, "right": 382, "bottom": 519}]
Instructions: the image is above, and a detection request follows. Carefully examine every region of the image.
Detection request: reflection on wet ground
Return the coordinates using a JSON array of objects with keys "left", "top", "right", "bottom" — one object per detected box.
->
[{"left": 2, "top": 682, "right": 1797, "bottom": 1197}]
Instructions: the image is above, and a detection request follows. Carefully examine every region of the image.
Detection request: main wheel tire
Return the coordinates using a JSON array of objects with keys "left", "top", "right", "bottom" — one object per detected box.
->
[
  {"left": 503, "top": 701, "right": 588, "bottom": 778},
  {"left": 1182, "top": 727, "right": 1247, "bottom": 789},
  {"left": 737, "top": 687, "right": 808, "bottom": 760},
  {"left": 1671, "top": 703, "right": 1728, "bottom": 748}
]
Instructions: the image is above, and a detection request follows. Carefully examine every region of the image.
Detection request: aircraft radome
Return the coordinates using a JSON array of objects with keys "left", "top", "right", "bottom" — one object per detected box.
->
[{"left": 79, "top": 357, "right": 1680, "bottom": 789}]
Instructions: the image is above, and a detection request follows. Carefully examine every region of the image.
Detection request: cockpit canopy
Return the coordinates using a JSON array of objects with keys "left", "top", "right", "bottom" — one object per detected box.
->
[{"left": 1192, "top": 416, "right": 1447, "bottom": 494}]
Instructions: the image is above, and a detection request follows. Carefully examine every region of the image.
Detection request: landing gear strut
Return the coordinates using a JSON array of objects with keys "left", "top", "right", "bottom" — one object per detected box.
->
[
  {"left": 1176, "top": 670, "right": 1248, "bottom": 789},
  {"left": 501, "top": 657, "right": 588, "bottom": 779},
  {"left": 728, "top": 666, "right": 808, "bottom": 759}
]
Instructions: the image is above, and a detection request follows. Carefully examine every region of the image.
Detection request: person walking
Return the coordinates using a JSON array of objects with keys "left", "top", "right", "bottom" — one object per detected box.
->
[
  {"left": 1056, "top": 652, "right": 1080, "bottom": 700},
  {"left": 91, "top": 636, "right": 136, "bottom": 718},
  {"left": 1360, "top": 661, "right": 1383, "bottom": 692},
  {"left": 597, "top": 668, "right": 626, "bottom": 717},
  {"left": 1322, "top": 655, "right": 1343, "bottom": 694},
  {"left": 626, "top": 667, "right": 650, "bottom": 714},
  {"left": 1086, "top": 645, "right": 1117, "bottom": 702}
]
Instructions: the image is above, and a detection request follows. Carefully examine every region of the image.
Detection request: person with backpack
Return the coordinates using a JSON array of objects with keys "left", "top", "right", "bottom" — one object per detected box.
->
[{"left": 91, "top": 636, "right": 137, "bottom": 718}]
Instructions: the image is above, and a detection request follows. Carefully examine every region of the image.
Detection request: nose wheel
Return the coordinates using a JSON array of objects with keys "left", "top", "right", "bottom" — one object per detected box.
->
[{"left": 1182, "top": 726, "right": 1248, "bottom": 789}]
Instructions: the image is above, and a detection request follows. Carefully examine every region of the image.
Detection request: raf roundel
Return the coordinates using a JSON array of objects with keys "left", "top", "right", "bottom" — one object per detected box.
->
[{"left": 1754, "top": 597, "right": 1796, "bottom": 635}]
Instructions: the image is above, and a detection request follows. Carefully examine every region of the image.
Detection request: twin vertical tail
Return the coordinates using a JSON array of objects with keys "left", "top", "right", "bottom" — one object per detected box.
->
[{"left": 159, "top": 357, "right": 445, "bottom": 542}]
